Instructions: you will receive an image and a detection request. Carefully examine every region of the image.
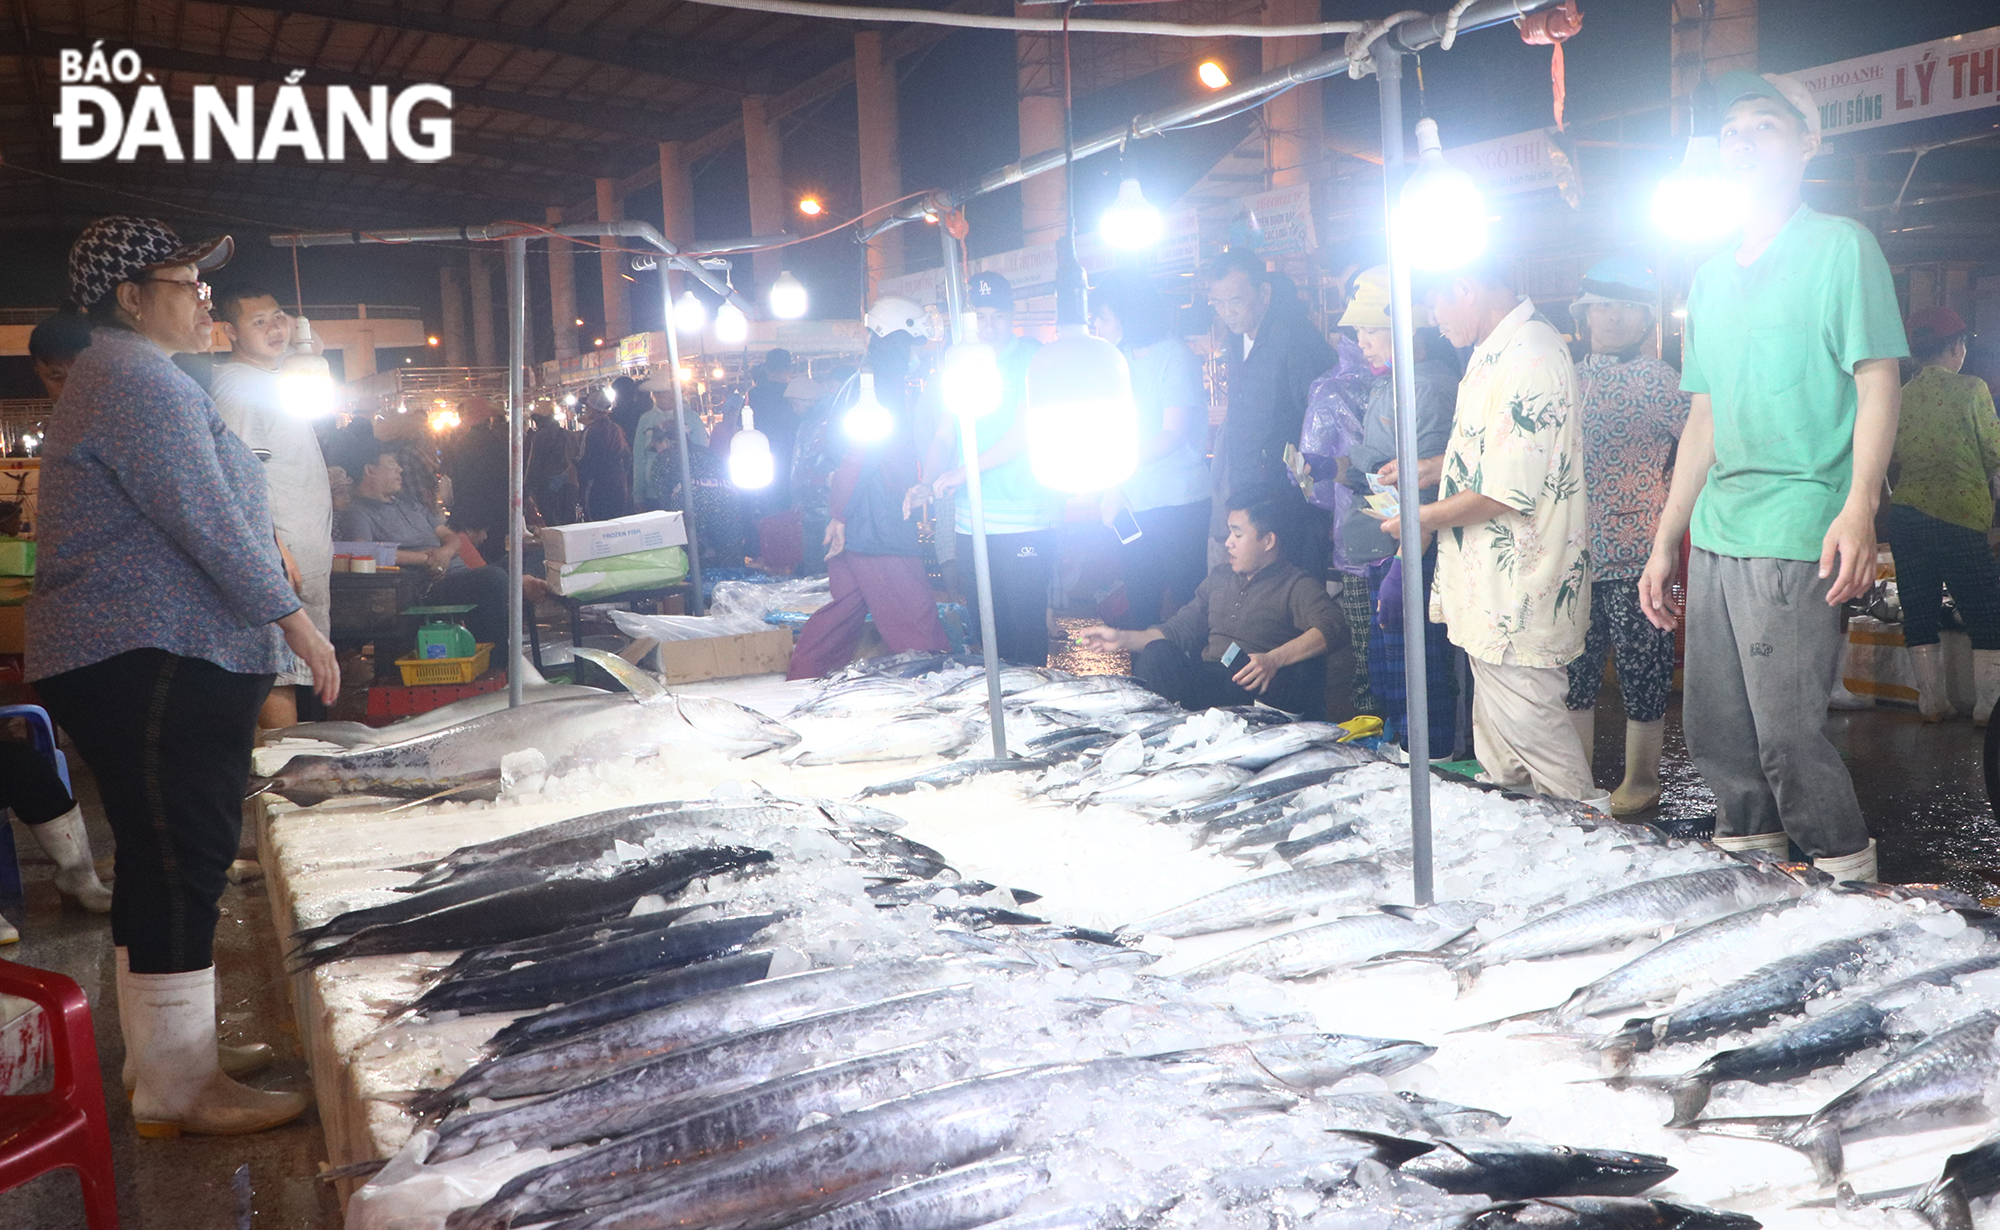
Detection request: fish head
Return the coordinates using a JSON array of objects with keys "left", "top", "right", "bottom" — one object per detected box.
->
[
  {"left": 1655, "top": 1201, "right": 1764, "bottom": 1230},
  {"left": 1561, "top": 1146, "right": 1679, "bottom": 1196}
]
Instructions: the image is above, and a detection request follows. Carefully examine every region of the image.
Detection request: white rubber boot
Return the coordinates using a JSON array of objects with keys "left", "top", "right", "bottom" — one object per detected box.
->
[
  {"left": 1608, "top": 719, "right": 1666, "bottom": 815},
  {"left": 1814, "top": 838, "right": 1879, "bottom": 885},
  {"left": 1975, "top": 650, "right": 2000, "bottom": 728},
  {"left": 1828, "top": 679, "right": 1873, "bottom": 709},
  {"left": 115, "top": 951, "right": 276, "bottom": 1095},
  {"left": 1577, "top": 793, "right": 1614, "bottom": 816},
  {"left": 1713, "top": 831, "right": 1791, "bottom": 859},
  {"left": 124, "top": 965, "right": 304, "bottom": 1138},
  {"left": 1568, "top": 708, "right": 1596, "bottom": 770},
  {"left": 1908, "top": 643, "right": 1956, "bottom": 722},
  {"left": 27, "top": 808, "right": 112, "bottom": 912}
]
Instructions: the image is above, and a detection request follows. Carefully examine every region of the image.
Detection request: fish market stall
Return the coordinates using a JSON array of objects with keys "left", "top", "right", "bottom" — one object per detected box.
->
[{"left": 251, "top": 657, "right": 2000, "bottom": 1230}]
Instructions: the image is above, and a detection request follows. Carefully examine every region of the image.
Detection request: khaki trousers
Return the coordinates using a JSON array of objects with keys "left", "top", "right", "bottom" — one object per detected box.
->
[{"left": 1468, "top": 654, "right": 1597, "bottom": 800}]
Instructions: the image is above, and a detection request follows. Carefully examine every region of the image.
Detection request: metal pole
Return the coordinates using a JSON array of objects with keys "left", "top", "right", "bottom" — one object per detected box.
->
[
  {"left": 504, "top": 236, "right": 527, "bottom": 707},
  {"left": 661, "top": 291, "right": 709, "bottom": 616},
  {"left": 939, "top": 221, "right": 1007, "bottom": 758},
  {"left": 1377, "top": 49, "right": 1433, "bottom": 907}
]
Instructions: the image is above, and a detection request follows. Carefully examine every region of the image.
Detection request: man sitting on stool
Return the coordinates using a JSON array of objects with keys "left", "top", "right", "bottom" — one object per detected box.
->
[{"left": 1079, "top": 491, "right": 1345, "bottom": 716}]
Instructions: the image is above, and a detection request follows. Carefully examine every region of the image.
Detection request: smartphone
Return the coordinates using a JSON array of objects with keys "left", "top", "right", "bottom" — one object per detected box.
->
[
  {"left": 1220, "top": 642, "right": 1242, "bottom": 668},
  {"left": 1112, "top": 508, "right": 1144, "bottom": 545}
]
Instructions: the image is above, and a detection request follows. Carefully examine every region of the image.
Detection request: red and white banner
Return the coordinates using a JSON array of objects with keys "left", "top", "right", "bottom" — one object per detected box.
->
[{"left": 1798, "top": 25, "right": 2000, "bottom": 136}]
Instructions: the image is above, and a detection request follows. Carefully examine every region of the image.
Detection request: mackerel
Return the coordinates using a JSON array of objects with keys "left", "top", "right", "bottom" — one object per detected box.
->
[
  {"left": 1188, "top": 903, "right": 1488, "bottom": 981},
  {"left": 1451, "top": 1197, "right": 1761, "bottom": 1230},
  {"left": 1165, "top": 767, "right": 1362, "bottom": 823},
  {"left": 1391, "top": 1137, "right": 1677, "bottom": 1199},
  {"left": 1118, "top": 861, "right": 1392, "bottom": 938},
  {"left": 487, "top": 950, "right": 778, "bottom": 1055},
  {"left": 857, "top": 760, "right": 1047, "bottom": 797}
]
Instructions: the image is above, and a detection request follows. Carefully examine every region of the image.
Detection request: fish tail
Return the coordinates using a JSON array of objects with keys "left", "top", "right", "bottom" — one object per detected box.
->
[
  {"left": 317, "top": 1157, "right": 391, "bottom": 1183},
  {"left": 244, "top": 775, "right": 280, "bottom": 801},
  {"left": 1666, "top": 1077, "right": 1717, "bottom": 1127},
  {"left": 1450, "top": 1003, "right": 1561, "bottom": 1033},
  {"left": 1451, "top": 961, "right": 1483, "bottom": 996},
  {"left": 1324, "top": 1129, "right": 1440, "bottom": 1168},
  {"left": 1919, "top": 1177, "right": 1976, "bottom": 1230},
  {"left": 1688, "top": 1113, "right": 1811, "bottom": 1145},
  {"left": 1362, "top": 948, "right": 1456, "bottom": 967}
]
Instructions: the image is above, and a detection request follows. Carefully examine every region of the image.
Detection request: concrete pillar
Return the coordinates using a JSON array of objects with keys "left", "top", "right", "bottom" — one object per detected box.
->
[
  {"left": 660, "top": 141, "right": 696, "bottom": 303},
  {"left": 546, "top": 205, "right": 578, "bottom": 363},
  {"left": 855, "top": 32, "right": 903, "bottom": 299},
  {"left": 1015, "top": 1, "right": 1065, "bottom": 248},
  {"left": 596, "top": 177, "right": 630, "bottom": 344},
  {"left": 743, "top": 96, "right": 785, "bottom": 290},
  {"left": 1671, "top": 0, "right": 1756, "bottom": 134},
  {"left": 1262, "top": 0, "right": 1324, "bottom": 187},
  {"left": 346, "top": 328, "right": 379, "bottom": 379},
  {"left": 439, "top": 265, "right": 468, "bottom": 368},
  {"left": 469, "top": 250, "right": 497, "bottom": 368}
]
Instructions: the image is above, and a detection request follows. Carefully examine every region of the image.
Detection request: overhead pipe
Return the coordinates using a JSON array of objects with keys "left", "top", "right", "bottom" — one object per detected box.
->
[{"left": 860, "top": 0, "right": 1560, "bottom": 240}]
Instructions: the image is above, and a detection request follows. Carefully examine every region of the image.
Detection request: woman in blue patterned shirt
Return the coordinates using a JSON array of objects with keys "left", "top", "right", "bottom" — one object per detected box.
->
[{"left": 27, "top": 217, "right": 338, "bottom": 1140}]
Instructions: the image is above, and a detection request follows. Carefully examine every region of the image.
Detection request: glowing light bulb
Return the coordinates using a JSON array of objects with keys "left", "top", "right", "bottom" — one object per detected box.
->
[
  {"left": 1652, "top": 135, "right": 1750, "bottom": 243},
  {"left": 729, "top": 406, "right": 774, "bottom": 488},
  {"left": 1394, "top": 117, "right": 1488, "bottom": 272},
  {"left": 426, "top": 335, "right": 440, "bottom": 347},
  {"left": 843, "top": 373, "right": 893, "bottom": 441},
  {"left": 277, "top": 317, "right": 338, "bottom": 418},
  {"left": 939, "top": 337, "right": 1002, "bottom": 419},
  {"left": 1197, "top": 60, "right": 1230, "bottom": 89},
  {"left": 798, "top": 197, "right": 824, "bottom": 217},
  {"left": 673, "top": 291, "right": 707, "bottom": 334},
  {"left": 716, "top": 302, "right": 749, "bottom": 344},
  {"left": 769, "top": 271, "right": 808, "bottom": 320},
  {"left": 711, "top": 365, "right": 725, "bottom": 379},
  {"left": 1100, "top": 178, "right": 1164, "bottom": 250},
  {"left": 1025, "top": 329, "right": 1137, "bottom": 493}
]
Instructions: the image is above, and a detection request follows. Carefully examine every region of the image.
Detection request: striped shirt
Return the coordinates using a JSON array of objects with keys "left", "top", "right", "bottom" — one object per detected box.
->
[{"left": 27, "top": 327, "right": 297, "bottom": 680}]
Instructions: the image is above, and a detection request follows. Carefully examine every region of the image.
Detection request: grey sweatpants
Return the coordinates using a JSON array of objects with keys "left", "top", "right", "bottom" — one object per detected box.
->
[{"left": 1682, "top": 549, "right": 1870, "bottom": 859}]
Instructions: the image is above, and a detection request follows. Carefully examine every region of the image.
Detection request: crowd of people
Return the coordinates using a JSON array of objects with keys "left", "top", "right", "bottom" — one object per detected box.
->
[{"left": 2, "top": 66, "right": 1996, "bottom": 1144}]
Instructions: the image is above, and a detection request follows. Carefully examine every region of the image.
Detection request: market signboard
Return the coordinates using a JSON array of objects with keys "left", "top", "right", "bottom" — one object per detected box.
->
[
  {"left": 1797, "top": 25, "right": 2000, "bottom": 137},
  {"left": 1446, "top": 129, "right": 1562, "bottom": 196},
  {"left": 1240, "top": 185, "right": 1315, "bottom": 256}
]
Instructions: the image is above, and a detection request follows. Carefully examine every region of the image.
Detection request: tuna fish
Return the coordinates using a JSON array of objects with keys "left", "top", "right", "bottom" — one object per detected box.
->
[
  {"left": 1118, "top": 861, "right": 1393, "bottom": 938},
  {"left": 790, "top": 713, "right": 979, "bottom": 765},
  {"left": 1188, "top": 903, "right": 1489, "bottom": 981},
  {"left": 856, "top": 759, "right": 1048, "bottom": 797},
  {"left": 271, "top": 682, "right": 606, "bottom": 749},
  {"left": 1388, "top": 1137, "right": 1677, "bottom": 1199}
]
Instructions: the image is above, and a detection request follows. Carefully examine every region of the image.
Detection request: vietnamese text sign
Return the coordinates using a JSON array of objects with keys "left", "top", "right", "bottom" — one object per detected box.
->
[
  {"left": 1798, "top": 25, "right": 2000, "bottom": 136},
  {"left": 1446, "top": 128, "right": 1561, "bottom": 196}
]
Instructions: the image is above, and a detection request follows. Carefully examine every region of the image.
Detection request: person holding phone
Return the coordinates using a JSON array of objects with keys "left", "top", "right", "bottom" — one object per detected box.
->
[
  {"left": 1088, "top": 272, "right": 1211, "bottom": 628},
  {"left": 1077, "top": 490, "right": 1344, "bottom": 716}
]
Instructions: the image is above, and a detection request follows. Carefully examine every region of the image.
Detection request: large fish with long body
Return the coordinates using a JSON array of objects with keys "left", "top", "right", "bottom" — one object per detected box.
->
[
  {"left": 1118, "top": 861, "right": 1392, "bottom": 938},
  {"left": 270, "top": 682, "right": 606, "bottom": 749}
]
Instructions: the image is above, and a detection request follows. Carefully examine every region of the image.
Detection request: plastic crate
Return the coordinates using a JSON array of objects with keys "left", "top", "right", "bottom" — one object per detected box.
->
[
  {"left": 393, "top": 642, "right": 493, "bottom": 686},
  {"left": 365, "top": 671, "right": 506, "bottom": 720}
]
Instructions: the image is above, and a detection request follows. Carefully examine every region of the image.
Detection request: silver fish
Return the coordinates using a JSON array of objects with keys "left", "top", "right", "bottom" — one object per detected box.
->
[
  {"left": 1080, "top": 765, "right": 1251, "bottom": 810},
  {"left": 268, "top": 683, "right": 606, "bottom": 749},
  {"left": 791, "top": 713, "right": 978, "bottom": 766},
  {"left": 789, "top": 677, "right": 937, "bottom": 718},
  {"left": 1310, "top": 1091, "right": 1511, "bottom": 1137},
  {"left": 1247, "top": 744, "right": 1379, "bottom": 785},
  {"left": 1008, "top": 676, "right": 1173, "bottom": 717},
  {"left": 1118, "top": 860, "right": 1391, "bottom": 938},
  {"left": 1179, "top": 723, "right": 1347, "bottom": 770},
  {"left": 1189, "top": 902, "right": 1490, "bottom": 981}
]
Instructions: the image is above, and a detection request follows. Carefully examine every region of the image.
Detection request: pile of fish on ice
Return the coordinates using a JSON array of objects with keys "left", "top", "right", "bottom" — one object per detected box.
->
[{"left": 265, "top": 652, "right": 2000, "bottom": 1230}]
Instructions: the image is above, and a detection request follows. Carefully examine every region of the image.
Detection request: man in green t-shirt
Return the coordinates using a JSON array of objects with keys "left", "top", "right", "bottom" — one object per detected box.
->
[{"left": 1638, "top": 71, "right": 1907, "bottom": 883}]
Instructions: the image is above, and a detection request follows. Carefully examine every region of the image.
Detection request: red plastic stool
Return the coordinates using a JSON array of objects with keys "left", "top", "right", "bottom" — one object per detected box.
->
[{"left": 0, "top": 959, "right": 117, "bottom": 1228}]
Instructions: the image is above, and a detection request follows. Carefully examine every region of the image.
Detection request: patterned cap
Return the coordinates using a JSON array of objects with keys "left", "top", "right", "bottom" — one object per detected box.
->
[{"left": 69, "top": 216, "right": 234, "bottom": 311}]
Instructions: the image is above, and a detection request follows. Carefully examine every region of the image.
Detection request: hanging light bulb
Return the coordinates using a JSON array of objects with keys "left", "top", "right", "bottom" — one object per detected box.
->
[
  {"left": 729, "top": 405, "right": 775, "bottom": 489},
  {"left": 1394, "top": 117, "right": 1488, "bottom": 272},
  {"left": 939, "top": 322, "right": 1002, "bottom": 419},
  {"left": 673, "top": 290, "right": 707, "bottom": 334},
  {"left": 715, "top": 302, "right": 749, "bottom": 344},
  {"left": 1652, "top": 134, "right": 1749, "bottom": 243},
  {"left": 769, "top": 271, "right": 809, "bottom": 320},
  {"left": 843, "top": 372, "right": 893, "bottom": 441},
  {"left": 1197, "top": 60, "right": 1230, "bottom": 89},
  {"left": 1099, "top": 178, "right": 1164, "bottom": 249},
  {"left": 277, "top": 316, "right": 338, "bottom": 418},
  {"left": 1026, "top": 247, "right": 1138, "bottom": 493}
]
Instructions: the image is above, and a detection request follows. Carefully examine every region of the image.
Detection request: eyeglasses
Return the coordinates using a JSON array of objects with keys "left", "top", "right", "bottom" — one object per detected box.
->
[{"left": 139, "top": 277, "right": 212, "bottom": 302}]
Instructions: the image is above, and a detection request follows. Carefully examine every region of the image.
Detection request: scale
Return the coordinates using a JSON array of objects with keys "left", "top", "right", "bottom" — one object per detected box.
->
[{"left": 404, "top": 604, "right": 478, "bottom": 659}]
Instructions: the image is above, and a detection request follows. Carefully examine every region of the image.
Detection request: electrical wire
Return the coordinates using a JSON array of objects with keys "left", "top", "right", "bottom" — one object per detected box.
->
[{"left": 674, "top": 0, "right": 1371, "bottom": 38}]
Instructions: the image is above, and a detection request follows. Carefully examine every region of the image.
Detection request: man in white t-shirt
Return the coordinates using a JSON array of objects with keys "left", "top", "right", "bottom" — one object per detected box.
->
[{"left": 210, "top": 285, "right": 333, "bottom": 730}]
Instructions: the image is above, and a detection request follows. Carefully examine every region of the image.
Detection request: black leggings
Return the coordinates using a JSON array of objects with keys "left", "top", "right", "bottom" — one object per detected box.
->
[
  {"left": 0, "top": 743, "right": 74, "bottom": 825},
  {"left": 958, "top": 530, "right": 1057, "bottom": 666},
  {"left": 36, "top": 649, "right": 271, "bottom": 973}
]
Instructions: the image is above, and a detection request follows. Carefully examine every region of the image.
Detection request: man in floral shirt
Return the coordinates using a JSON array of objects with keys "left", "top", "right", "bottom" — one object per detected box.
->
[
  {"left": 1385, "top": 254, "right": 1596, "bottom": 804},
  {"left": 1563, "top": 259, "right": 1690, "bottom": 814}
]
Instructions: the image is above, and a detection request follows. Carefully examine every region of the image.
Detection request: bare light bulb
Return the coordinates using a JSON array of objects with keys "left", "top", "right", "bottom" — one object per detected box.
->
[
  {"left": 1395, "top": 117, "right": 1488, "bottom": 272},
  {"left": 1100, "top": 178, "right": 1164, "bottom": 250},
  {"left": 1652, "top": 135, "right": 1750, "bottom": 243},
  {"left": 939, "top": 336, "right": 1002, "bottom": 419},
  {"left": 1025, "top": 327, "right": 1137, "bottom": 493},
  {"left": 769, "top": 271, "right": 808, "bottom": 320},
  {"left": 716, "top": 302, "right": 749, "bottom": 344},
  {"left": 729, "top": 405, "right": 774, "bottom": 489},
  {"left": 277, "top": 317, "right": 337, "bottom": 418},
  {"left": 673, "top": 291, "right": 707, "bottom": 334},
  {"left": 843, "top": 372, "right": 893, "bottom": 441},
  {"left": 1197, "top": 60, "right": 1229, "bottom": 89}
]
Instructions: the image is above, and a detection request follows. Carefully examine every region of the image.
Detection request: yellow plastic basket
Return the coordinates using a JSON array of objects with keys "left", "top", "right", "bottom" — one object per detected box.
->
[{"left": 394, "top": 642, "right": 493, "bottom": 686}]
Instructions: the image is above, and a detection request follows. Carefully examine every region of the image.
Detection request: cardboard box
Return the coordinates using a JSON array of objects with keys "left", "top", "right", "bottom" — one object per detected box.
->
[
  {"left": 545, "top": 546, "right": 689, "bottom": 599},
  {"left": 656, "top": 629, "right": 793, "bottom": 684},
  {"left": 539, "top": 511, "right": 687, "bottom": 564}
]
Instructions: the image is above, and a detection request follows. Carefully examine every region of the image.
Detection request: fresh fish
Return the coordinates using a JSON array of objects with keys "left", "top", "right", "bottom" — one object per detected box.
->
[
  {"left": 1118, "top": 861, "right": 1393, "bottom": 938},
  {"left": 454, "top": 1044, "right": 978, "bottom": 1230},
  {"left": 1023, "top": 724, "right": 1106, "bottom": 752},
  {"left": 1218, "top": 814, "right": 1355, "bottom": 857},
  {"left": 1080, "top": 765, "right": 1251, "bottom": 809},
  {"left": 791, "top": 713, "right": 978, "bottom": 765},
  {"left": 770, "top": 1155, "right": 1045, "bottom": 1230},
  {"left": 397, "top": 799, "right": 787, "bottom": 888},
  {"left": 1451, "top": 1197, "right": 1761, "bottom": 1230},
  {"left": 1440, "top": 864, "right": 1807, "bottom": 988},
  {"left": 427, "top": 984, "right": 981, "bottom": 1159},
  {"left": 930, "top": 668, "right": 1066, "bottom": 708},
  {"left": 405, "top": 912, "right": 783, "bottom": 1018},
  {"left": 436, "top": 960, "right": 997, "bottom": 1105},
  {"left": 789, "top": 676, "right": 936, "bottom": 718},
  {"left": 297, "top": 846, "right": 772, "bottom": 966},
  {"left": 427, "top": 903, "right": 720, "bottom": 983},
  {"left": 487, "top": 950, "right": 778, "bottom": 1055},
  {"left": 1008, "top": 676, "right": 1173, "bottom": 717},
  {"left": 1389, "top": 1137, "right": 1677, "bottom": 1199},
  {"left": 1179, "top": 723, "right": 1347, "bottom": 770},
  {"left": 1695, "top": 1010, "right": 2000, "bottom": 1184},
  {"left": 1271, "top": 820, "right": 1369, "bottom": 868},
  {"left": 251, "top": 693, "right": 800, "bottom": 806},
  {"left": 1638, "top": 952, "right": 2000, "bottom": 1124},
  {"left": 1598, "top": 923, "right": 1954, "bottom": 1065},
  {"left": 1825, "top": 1133, "right": 2000, "bottom": 1230},
  {"left": 270, "top": 683, "right": 606, "bottom": 749},
  {"left": 1165, "top": 767, "right": 1363, "bottom": 824},
  {"left": 856, "top": 759, "right": 1047, "bottom": 797},
  {"left": 1030, "top": 730, "right": 1120, "bottom": 764},
  {"left": 1310, "top": 1090, "right": 1511, "bottom": 1137},
  {"left": 1247, "top": 744, "right": 1377, "bottom": 785},
  {"left": 1188, "top": 902, "right": 1488, "bottom": 981}
]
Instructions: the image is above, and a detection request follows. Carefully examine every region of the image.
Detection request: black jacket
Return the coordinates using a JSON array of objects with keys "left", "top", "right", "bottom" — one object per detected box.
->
[{"left": 1219, "top": 296, "right": 1334, "bottom": 506}]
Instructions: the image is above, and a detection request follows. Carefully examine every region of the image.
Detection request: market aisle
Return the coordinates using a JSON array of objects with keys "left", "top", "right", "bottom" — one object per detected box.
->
[{"left": 0, "top": 762, "right": 341, "bottom": 1229}]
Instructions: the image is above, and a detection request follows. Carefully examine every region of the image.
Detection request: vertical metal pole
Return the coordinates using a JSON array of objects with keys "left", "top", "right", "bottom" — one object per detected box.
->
[
  {"left": 662, "top": 287, "right": 708, "bottom": 616},
  {"left": 1378, "top": 50, "right": 1434, "bottom": 906},
  {"left": 940, "top": 222, "right": 1008, "bottom": 758},
  {"left": 505, "top": 237, "right": 527, "bottom": 707}
]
